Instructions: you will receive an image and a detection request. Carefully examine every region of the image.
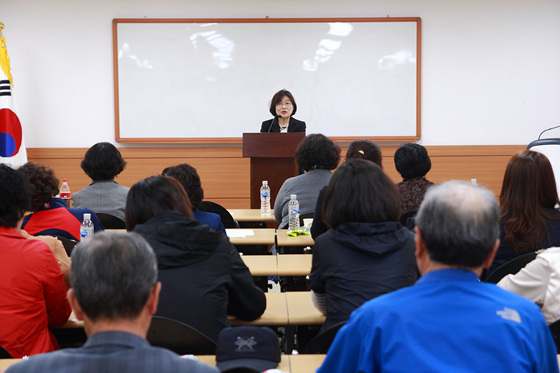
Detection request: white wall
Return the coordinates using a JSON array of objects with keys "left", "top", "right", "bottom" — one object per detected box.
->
[{"left": 3, "top": 0, "right": 560, "bottom": 147}]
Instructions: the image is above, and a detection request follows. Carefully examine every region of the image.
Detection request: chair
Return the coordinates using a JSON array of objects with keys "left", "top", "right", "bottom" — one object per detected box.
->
[
  {"left": 549, "top": 319, "right": 560, "bottom": 353},
  {"left": 96, "top": 213, "right": 126, "bottom": 229},
  {"left": 199, "top": 201, "right": 239, "bottom": 228},
  {"left": 484, "top": 252, "right": 538, "bottom": 284},
  {"left": 56, "top": 236, "right": 79, "bottom": 256},
  {"left": 0, "top": 344, "right": 12, "bottom": 358},
  {"left": 147, "top": 316, "right": 216, "bottom": 355},
  {"left": 400, "top": 210, "right": 418, "bottom": 231},
  {"left": 300, "top": 321, "right": 346, "bottom": 354}
]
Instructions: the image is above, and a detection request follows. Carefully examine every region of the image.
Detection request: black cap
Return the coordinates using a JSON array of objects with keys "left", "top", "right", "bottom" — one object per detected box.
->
[{"left": 216, "top": 326, "right": 281, "bottom": 372}]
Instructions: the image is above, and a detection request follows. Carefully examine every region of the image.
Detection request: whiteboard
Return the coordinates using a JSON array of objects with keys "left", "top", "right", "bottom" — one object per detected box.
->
[{"left": 113, "top": 18, "right": 421, "bottom": 143}]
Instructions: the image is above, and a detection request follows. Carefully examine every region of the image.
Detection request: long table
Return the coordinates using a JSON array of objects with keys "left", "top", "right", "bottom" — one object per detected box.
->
[
  {"left": 241, "top": 254, "right": 312, "bottom": 277},
  {"left": 225, "top": 228, "right": 276, "bottom": 245},
  {"left": 228, "top": 209, "right": 277, "bottom": 223}
]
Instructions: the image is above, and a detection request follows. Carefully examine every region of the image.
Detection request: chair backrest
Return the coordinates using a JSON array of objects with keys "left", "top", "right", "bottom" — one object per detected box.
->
[
  {"left": 199, "top": 201, "right": 239, "bottom": 228},
  {"left": 484, "top": 252, "right": 538, "bottom": 284},
  {"left": 96, "top": 213, "right": 126, "bottom": 229},
  {"left": 400, "top": 210, "right": 418, "bottom": 231},
  {"left": 147, "top": 316, "right": 216, "bottom": 355},
  {"left": 300, "top": 321, "right": 346, "bottom": 354},
  {"left": 0, "top": 344, "right": 12, "bottom": 358},
  {"left": 549, "top": 319, "right": 560, "bottom": 353},
  {"left": 56, "top": 236, "right": 79, "bottom": 256}
]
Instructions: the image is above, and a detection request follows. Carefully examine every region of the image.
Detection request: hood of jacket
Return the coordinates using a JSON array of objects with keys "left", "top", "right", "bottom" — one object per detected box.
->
[
  {"left": 328, "top": 221, "right": 414, "bottom": 257},
  {"left": 133, "top": 211, "right": 225, "bottom": 269}
]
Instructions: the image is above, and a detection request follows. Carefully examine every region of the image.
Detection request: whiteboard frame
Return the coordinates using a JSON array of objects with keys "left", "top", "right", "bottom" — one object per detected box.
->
[{"left": 112, "top": 17, "right": 422, "bottom": 144}]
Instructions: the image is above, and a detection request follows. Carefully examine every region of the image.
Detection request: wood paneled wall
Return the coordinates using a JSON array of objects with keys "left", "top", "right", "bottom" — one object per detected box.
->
[{"left": 27, "top": 145, "right": 525, "bottom": 209}]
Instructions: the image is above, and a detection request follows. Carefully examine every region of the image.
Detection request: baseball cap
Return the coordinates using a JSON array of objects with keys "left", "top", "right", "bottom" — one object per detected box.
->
[{"left": 216, "top": 326, "right": 281, "bottom": 372}]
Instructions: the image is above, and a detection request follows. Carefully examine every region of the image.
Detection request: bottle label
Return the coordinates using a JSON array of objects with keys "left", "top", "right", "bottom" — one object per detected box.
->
[
  {"left": 261, "top": 192, "right": 269, "bottom": 198},
  {"left": 60, "top": 193, "right": 71, "bottom": 199}
]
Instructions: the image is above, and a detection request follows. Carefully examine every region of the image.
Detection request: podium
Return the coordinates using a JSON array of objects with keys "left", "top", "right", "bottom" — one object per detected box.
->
[{"left": 243, "top": 133, "right": 305, "bottom": 209}]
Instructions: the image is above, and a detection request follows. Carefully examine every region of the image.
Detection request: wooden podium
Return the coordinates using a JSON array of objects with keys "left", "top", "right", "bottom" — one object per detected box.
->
[{"left": 243, "top": 133, "right": 305, "bottom": 209}]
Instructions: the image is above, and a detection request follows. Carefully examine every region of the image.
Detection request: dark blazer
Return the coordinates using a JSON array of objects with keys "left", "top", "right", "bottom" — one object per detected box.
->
[{"left": 260, "top": 117, "right": 306, "bottom": 133}]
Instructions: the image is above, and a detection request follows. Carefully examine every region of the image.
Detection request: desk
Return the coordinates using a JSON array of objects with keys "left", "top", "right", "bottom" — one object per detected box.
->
[
  {"left": 277, "top": 254, "right": 312, "bottom": 276},
  {"left": 286, "top": 291, "right": 326, "bottom": 325},
  {"left": 195, "top": 354, "right": 324, "bottom": 373},
  {"left": 276, "top": 229, "right": 314, "bottom": 247},
  {"left": 241, "top": 255, "right": 277, "bottom": 276},
  {"left": 229, "top": 292, "right": 288, "bottom": 326},
  {"left": 226, "top": 228, "right": 276, "bottom": 245},
  {"left": 228, "top": 209, "right": 276, "bottom": 223}
]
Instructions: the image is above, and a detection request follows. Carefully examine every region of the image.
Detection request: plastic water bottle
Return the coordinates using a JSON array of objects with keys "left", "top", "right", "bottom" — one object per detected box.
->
[
  {"left": 260, "top": 181, "right": 271, "bottom": 216},
  {"left": 60, "top": 179, "right": 71, "bottom": 207},
  {"left": 288, "top": 194, "right": 300, "bottom": 232},
  {"left": 80, "top": 213, "right": 94, "bottom": 241}
]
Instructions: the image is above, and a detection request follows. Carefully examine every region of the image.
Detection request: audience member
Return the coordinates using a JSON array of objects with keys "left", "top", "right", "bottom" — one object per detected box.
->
[
  {"left": 309, "top": 159, "right": 418, "bottom": 332},
  {"left": 394, "top": 143, "right": 435, "bottom": 214},
  {"left": 126, "top": 176, "right": 265, "bottom": 341},
  {"left": 72, "top": 142, "right": 130, "bottom": 222},
  {"left": 318, "top": 181, "right": 558, "bottom": 373},
  {"left": 6, "top": 232, "right": 217, "bottom": 373},
  {"left": 161, "top": 163, "right": 226, "bottom": 233},
  {"left": 19, "top": 162, "right": 104, "bottom": 241},
  {"left": 274, "top": 133, "right": 340, "bottom": 229},
  {"left": 0, "top": 164, "right": 71, "bottom": 358},
  {"left": 488, "top": 150, "right": 560, "bottom": 275},
  {"left": 498, "top": 246, "right": 560, "bottom": 325},
  {"left": 311, "top": 139, "right": 382, "bottom": 239}
]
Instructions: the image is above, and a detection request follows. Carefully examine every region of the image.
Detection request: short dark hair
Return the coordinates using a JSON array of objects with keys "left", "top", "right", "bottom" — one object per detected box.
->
[
  {"left": 71, "top": 232, "right": 158, "bottom": 321},
  {"left": 323, "top": 159, "right": 401, "bottom": 228},
  {"left": 18, "top": 162, "right": 59, "bottom": 211},
  {"left": 161, "top": 164, "right": 204, "bottom": 209},
  {"left": 269, "top": 89, "right": 297, "bottom": 117},
  {"left": 415, "top": 181, "right": 499, "bottom": 268},
  {"left": 81, "top": 142, "right": 127, "bottom": 181},
  {"left": 0, "top": 164, "right": 31, "bottom": 228},
  {"left": 394, "top": 143, "right": 432, "bottom": 179},
  {"left": 296, "top": 134, "right": 341, "bottom": 172},
  {"left": 126, "top": 175, "right": 193, "bottom": 231},
  {"left": 346, "top": 140, "right": 382, "bottom": 168}
]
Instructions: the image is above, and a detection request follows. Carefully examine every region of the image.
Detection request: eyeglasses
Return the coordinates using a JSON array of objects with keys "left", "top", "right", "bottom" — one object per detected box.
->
[{"left": 276, "top": 101, "right": 293, "bottom": 107}]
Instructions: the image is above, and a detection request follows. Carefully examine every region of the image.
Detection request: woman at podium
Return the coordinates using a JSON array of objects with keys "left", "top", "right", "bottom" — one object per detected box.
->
[{"left": 260, "top": 89, "right": 306, "bottom": 133}]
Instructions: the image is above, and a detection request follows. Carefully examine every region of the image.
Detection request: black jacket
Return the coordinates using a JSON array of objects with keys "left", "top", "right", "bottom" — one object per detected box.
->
[
  {"left": 310, "top": 221, "right": 418, "bottom": 331},
  {"left": 260, "top": 117, "right": 306, "bottom": 133},
  {"left": 133, "top": 211, "right": 266, "bottom": 341}
]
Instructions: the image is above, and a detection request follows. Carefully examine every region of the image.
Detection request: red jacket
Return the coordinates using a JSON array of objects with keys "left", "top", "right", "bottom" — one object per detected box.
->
[{"left": 0, "top": 227, "right": 71, "bottom": 357}]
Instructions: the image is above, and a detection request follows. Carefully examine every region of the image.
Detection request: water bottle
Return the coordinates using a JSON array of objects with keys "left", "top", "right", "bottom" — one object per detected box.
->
[
  {"left": 288, "top": 194, "right": 300, "bottom": 232},
  {"left": 80, "top": 213, "right": 94, "bottom": 241},
  {"left": 60, "top": 179, "right": 71, "bottom": 207},
  {"left": 260, "top": 180, "right": 271, "bottom": 216}
]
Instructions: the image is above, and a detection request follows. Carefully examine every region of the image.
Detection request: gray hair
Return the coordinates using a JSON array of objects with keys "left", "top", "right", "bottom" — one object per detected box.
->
[
  {"left": 71, "top": 232, "right": 158, "bottom": 321},
  {"left": 415, "top": 180, "right": 499, "bottom": 267}
]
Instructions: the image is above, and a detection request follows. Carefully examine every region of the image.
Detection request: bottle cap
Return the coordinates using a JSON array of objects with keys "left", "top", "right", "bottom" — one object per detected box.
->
[
  {"left": 84, "top": 213, "right": 91, "bottom": 219},
  {"left": 290, "top": 194, "right": 297, "bottom": 199},
  {"left": 262, "top": 180, "right": 268, "bottom": 185}
]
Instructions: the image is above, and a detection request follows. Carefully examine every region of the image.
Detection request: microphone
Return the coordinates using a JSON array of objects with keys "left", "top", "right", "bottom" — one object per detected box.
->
[{"left": 267, "top": 115, "right": 281, "bottom": 132}]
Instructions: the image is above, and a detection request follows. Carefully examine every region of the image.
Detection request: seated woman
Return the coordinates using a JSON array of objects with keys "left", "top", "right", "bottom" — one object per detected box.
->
[
  {"left": 498, "top": 247, "right": 560, "bottom": 324},
  {"left": 126, "top": 175, "right": 266, "bottom": 341},
  {"left": 19, "top": 162, "right": 104, "bottom": 241},
  {"left": 274, "top": 133, "right": 340, "bottom": 229},
  {"left": 311, "top": 139, "right": 383, "bottom": 239},
  {"left": 72, "top": 142, "right": 129, "bottom": 222},
  {"left": 488, "top": 150, "right": 560, "bottom": 275},
  {"left": 161, "top": 163, "right": 226, "bottom": 233},
  {"left": 0, "top": 164, "right": 71, "bottom": 358},
  {"left": 309, "top": 159, "right": 418, "bottom": 332},
  {"left": 394, "top": 143, "right": 435, "bottom": 215}
]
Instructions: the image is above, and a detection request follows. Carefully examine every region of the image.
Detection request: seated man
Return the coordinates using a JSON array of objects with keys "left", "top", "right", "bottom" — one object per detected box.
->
[
  {"left": 7, "top": 232, "right": 217, "bottom": 373},
  {"left": 318, "top": 181, "right": 558, "bottom": 373}
]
